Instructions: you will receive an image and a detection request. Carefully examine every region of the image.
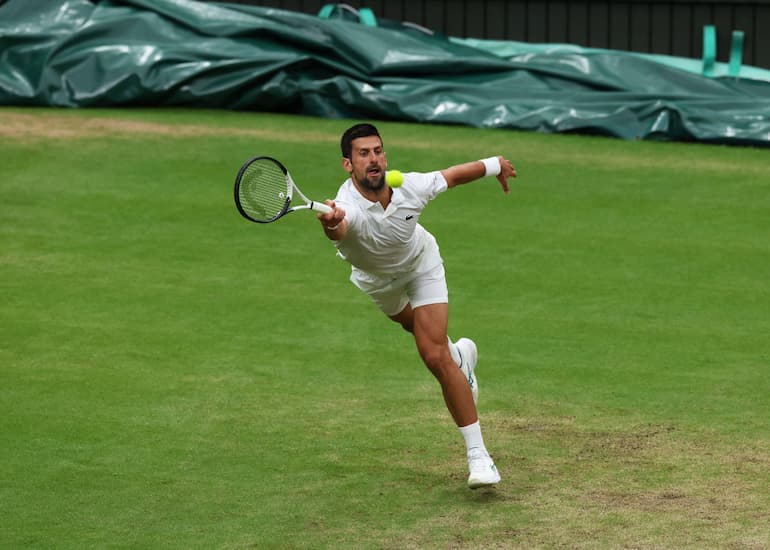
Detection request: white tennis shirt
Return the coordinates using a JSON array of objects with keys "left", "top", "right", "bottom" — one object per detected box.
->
[{"left": 332, "top": 170, "right": 448, "bottom": 278}]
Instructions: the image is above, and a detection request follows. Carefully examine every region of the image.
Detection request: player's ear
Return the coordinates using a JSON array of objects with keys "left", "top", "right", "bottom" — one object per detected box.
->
[{"left": 342, "top": 157, "right": 352, "bottom": 173}]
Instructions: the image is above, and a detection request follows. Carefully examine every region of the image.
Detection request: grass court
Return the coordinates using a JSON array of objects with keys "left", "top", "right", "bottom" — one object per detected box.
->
[{"left": 1, "top": 107, "right": 769, "bottom": 548}]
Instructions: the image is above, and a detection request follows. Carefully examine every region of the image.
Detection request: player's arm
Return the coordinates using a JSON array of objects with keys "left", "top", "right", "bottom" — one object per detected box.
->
[
  {"left": 441, "top": 156, "right": 517, "bottom": 194},
  {"left": 317, "top": 200, "right": 348, "bottom": 240}
]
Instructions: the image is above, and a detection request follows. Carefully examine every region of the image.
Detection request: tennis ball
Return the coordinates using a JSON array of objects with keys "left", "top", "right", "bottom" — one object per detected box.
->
[{"left": 386, "top": 170, "right": 404, "bottom": 188}]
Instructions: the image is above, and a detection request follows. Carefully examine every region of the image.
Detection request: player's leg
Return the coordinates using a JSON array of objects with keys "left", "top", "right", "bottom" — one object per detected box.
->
[
  {"left": 409, "top": 266, "right": 500, "bottom": 488},
  {"left": 413, "top": 303, "right": 500, "bottom": 488},
  {"left": 393, "top": 266, "right": 474, "bottom": 419},
  {"left": 391, "top": 305, "right": 477, "bottom": 401},
  {"left": 390, "top": 302, "right": 471, "bottom": 400},
  {"left": 352, "top": 265, "right": 500, "bottom": 487},
  {"left": 412, "top": 303, "right": 477, "bottom": 427}
]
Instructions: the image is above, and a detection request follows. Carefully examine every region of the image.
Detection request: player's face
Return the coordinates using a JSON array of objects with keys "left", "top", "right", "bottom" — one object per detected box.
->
[{"left": 345, "top": 136, "right": 387, "bottom": 191}]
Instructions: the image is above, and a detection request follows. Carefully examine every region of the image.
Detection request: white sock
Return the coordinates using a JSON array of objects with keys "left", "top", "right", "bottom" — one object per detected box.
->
[
  {"left": 459, "top": 420, "right": 487, "bottom": 454},
  {"left": 447, "top": 337, "right": 461, "bottom": 367}
]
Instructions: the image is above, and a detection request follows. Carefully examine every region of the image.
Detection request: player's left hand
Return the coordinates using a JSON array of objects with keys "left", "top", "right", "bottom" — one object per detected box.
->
[{"left": 497, "top": 156, "right": 517, "bottom": 194}]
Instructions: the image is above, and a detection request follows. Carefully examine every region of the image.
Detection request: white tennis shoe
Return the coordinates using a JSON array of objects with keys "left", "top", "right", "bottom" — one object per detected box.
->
[
  {"left": 456, "top": 337, "right": 478, "bottom": 404},
  {"left": 467, "top": 447, "right": 501, "bottom": 489}
]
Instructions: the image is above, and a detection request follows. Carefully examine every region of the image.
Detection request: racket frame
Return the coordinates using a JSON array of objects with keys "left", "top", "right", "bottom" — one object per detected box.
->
[{"left": 234, "top": 155, "right": 332, "bottom": 224}]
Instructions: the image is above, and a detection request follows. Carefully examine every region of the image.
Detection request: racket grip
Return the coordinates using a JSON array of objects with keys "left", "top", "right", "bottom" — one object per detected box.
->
[{"left": 311, "top": 201, "right": 333, "bottom": 214}]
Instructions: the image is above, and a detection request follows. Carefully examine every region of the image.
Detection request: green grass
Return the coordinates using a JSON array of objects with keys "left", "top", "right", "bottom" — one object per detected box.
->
[{"left": 1, "top": 107, "right": 769, "bottom": 549}]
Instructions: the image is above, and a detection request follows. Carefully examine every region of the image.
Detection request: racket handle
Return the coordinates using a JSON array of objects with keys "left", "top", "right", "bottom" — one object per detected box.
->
[{"left": 310, "top": 201, "right": 333, "bottom": 214}]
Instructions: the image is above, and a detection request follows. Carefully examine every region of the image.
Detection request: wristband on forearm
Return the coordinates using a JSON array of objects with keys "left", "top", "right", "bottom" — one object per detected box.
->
[{"left": 479, "top": 156, "right": 501, "bottom": 177}]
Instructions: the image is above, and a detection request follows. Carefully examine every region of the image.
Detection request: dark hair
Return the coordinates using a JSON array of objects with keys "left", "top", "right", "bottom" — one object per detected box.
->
[{"left": 340, "top": 123, "right": 382, "bottom": 158}]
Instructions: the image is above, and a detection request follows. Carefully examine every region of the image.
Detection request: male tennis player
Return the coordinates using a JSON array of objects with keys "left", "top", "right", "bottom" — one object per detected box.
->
[{"left": 318, "top": 123, "right": 517, "bottom": 489}]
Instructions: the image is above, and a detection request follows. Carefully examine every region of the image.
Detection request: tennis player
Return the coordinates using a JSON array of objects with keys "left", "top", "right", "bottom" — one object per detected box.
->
[{"left": 318, "top": 123, "right": 517, "bottom": 489}]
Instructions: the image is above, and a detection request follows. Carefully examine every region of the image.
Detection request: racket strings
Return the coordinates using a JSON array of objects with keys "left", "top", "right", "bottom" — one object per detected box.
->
[{"left": 237, "top": 159, "right": 290, "bottom": 222}]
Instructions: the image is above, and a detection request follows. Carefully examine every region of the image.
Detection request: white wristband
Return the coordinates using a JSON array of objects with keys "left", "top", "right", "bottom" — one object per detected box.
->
[{"left": 480, "top": 156, "right": 501, "bottom": 177}]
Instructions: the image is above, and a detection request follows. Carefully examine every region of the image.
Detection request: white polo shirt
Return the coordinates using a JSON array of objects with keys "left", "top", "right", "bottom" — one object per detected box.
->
[{"left": 332, "top": 170, "right": 448, "bottom": 278}]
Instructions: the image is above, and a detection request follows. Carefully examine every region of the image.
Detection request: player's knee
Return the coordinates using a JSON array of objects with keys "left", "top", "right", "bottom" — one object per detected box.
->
[{"left": 420, "top": 347, "right": 452, "bottom": 380}]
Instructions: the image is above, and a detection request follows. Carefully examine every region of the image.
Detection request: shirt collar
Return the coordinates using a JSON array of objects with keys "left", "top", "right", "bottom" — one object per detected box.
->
[{"left": 345, "top": 179, "right": 401, "bottom": 211}]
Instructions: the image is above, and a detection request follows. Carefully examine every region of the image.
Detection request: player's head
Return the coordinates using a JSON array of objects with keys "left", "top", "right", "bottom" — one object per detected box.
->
[
  {"left": 341, "top": 124, "right": 387, "bottom": 192},
  {"left": 341, "top": 123, "right": 382, "bottom": 159}
]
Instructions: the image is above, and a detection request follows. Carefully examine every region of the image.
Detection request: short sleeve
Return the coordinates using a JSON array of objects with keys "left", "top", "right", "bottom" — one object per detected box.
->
[{"left": 401, "top": 171, "right": 448, "bottom": 209}]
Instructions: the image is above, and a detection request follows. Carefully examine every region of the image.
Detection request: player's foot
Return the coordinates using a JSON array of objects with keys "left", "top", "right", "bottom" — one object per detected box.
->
[
  {"left": 467, "top": 447, "right": 501, "bottom": 489},
  {"left": 456, "top": 337, "right": 478, "bottom": 404}
]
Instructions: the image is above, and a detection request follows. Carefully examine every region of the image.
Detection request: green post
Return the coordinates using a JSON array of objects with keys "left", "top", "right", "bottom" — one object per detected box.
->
[
  {"left": 702, "top": 25, "right": 716, "bottom": 77},
  {"left": 729, "top": 30, "right": 744, "bottom": 77}
]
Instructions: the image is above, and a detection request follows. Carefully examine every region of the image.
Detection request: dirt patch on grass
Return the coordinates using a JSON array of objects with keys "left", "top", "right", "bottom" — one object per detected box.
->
[
  {"left": 584, "top": 478, "right": 770, "bottom": 549},
  {"left": 1, "top": 111, "right": 199, "bottom": 139},
  {"left": 0, "top": 111, "right": 337, "bottom": 144},
  {"left": 477, "top": 412, "right": 770, "bottom": 547}
]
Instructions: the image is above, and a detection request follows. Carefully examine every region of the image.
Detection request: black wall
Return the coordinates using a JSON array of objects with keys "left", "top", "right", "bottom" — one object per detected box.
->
[{"left": 215, "top": 0, "right": 770, "bottom": 69}]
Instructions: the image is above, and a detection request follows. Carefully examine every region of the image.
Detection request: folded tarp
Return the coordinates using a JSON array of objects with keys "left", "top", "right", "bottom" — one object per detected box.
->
[{"left": 1, "top": 0, "right": 769, "bottom": 146}]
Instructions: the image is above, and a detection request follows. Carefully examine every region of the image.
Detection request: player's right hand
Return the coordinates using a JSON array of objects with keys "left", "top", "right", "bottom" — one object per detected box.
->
[{"left": 318, "top": 200, "right": 346, "bottom": 232}]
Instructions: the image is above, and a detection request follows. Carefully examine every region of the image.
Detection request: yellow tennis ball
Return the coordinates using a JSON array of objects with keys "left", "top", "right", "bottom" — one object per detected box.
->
[{"left": 386, "top": 170, "right": 404, "bottom": 188}]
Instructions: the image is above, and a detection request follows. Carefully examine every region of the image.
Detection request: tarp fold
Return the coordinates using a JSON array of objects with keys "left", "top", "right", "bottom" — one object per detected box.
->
[{"left": 2, "top": 0, "right": 769, "bottom": 145}]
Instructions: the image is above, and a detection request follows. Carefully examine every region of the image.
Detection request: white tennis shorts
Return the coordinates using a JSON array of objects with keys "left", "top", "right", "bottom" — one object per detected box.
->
[{"left": 349, "top": 239, "right": 447, "bottom": 316}]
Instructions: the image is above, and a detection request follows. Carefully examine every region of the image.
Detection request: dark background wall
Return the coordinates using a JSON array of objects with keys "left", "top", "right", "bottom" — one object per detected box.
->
[{"left": 212, "top": 0, "right": 770, "bottom": 69}]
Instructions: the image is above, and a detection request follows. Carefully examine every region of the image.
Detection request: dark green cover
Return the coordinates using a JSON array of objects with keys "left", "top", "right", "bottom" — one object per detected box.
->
[{"left": 2, "top": 0, "right": 769, "bottom": 146}]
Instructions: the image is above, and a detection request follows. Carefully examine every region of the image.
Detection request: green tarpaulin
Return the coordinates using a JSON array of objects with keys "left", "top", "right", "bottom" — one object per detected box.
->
[{"left": 2, "top": 0, "right": 769, "bottom": 146}]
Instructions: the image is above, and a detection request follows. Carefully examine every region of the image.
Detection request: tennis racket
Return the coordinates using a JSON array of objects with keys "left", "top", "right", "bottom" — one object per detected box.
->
[{"left": 234, "top": 156, "right": 332, "bottom": 223}]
